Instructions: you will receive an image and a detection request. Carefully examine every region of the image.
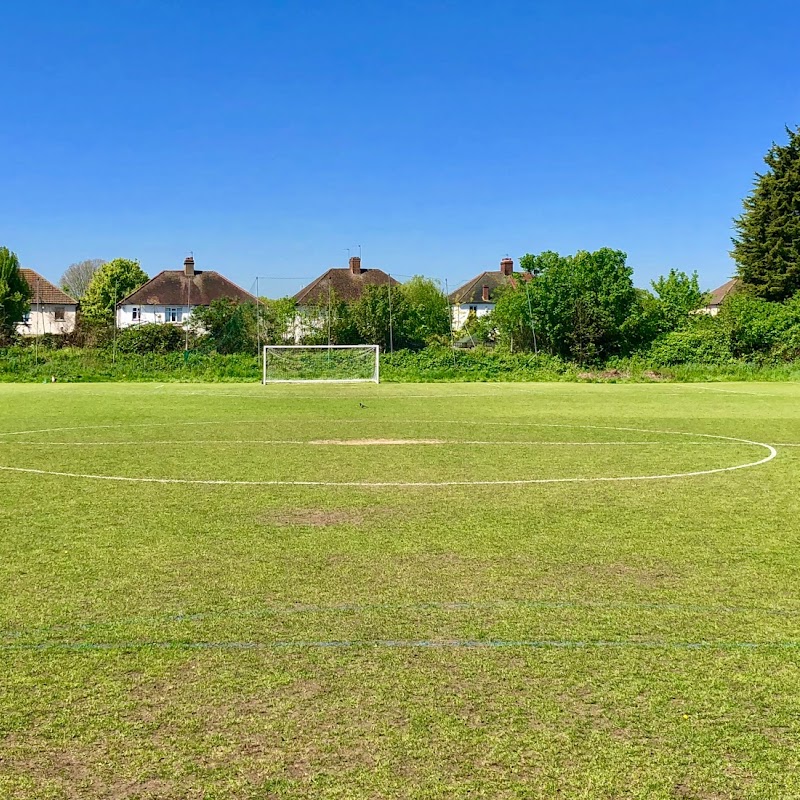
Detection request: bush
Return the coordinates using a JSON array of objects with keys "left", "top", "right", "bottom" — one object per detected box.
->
[
  {"left": 113, "top": 324, "right": 188, "bottom": 354},
  {"left": 648, "top": 322, "right": 733, "bottom": 365},
  {"left": 382, "top": 346, "right": 576, "bottom": 382},
  {"left": 717, "top": 293, "right": 788, "bottom": 358}
]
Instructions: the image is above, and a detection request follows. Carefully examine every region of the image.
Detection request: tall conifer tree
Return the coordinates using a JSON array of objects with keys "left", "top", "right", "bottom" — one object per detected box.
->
[{"left": 732, "top": 126, "right": 800, "bottom": 301}]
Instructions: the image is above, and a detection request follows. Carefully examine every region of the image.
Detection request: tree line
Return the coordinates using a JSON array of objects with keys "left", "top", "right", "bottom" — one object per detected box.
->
[{"left": 2, "top": 124, "right": 798, "bottom": 365}]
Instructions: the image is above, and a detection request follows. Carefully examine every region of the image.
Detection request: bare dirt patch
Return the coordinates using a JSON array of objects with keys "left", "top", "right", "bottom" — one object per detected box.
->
[
  {"left": 583, "top": 562, "right": 676, "bottom": 588},
  {"left": 578, "top": 368, "right": 630, "bottom": 381},
  {"left": 263, "top": 509, "right": 367, "bottom": 527}
]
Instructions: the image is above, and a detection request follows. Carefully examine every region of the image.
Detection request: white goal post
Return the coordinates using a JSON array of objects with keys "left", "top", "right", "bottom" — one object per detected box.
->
[{"left": 262, "top": 345, "right": 380, "bottom": 384}]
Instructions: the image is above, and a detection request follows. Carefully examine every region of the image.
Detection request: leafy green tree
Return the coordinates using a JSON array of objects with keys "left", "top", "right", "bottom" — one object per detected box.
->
[
  {"left": 651, "top": 269, "right": 707, "bottom": 331},
  {"left": 491, "top": 281, "right": 538, "bottom": 351},
  {"left": 732, "top": 125, "right": 800, "bottom": 301},
  {"left": 399, "top": 276, "right": 451, "bottom": 345},
  {"left": 506, "top": 248, "right": 638, "bottom": 362},
  {"left": 619, "top": 289, "right": 663, "bottom": 353},
  {"left": 258, "top": 296, "right": 298, "bottom": 345},
  {"left": 351, "top": 284, "right": 412, "bottom": 350},
  {"left": 191, "top": 299, "right": 257, "bottom": 354},
  {"left": 299, "top": 291, "right": 360, "bottom": 345},
  {"left": 0, "top": 247, "right": 31, "bottom": 342},
  {"left": 716, "top": 291, "right": 793, "bottom": 358},
  {"left": 81, "top": 258, "right": 149, "bottom": 325}
]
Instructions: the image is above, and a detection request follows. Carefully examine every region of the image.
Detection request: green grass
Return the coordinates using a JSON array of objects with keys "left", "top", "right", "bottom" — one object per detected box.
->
[{"left": 1, "top": 381, "right": 799, "bottom": 798}]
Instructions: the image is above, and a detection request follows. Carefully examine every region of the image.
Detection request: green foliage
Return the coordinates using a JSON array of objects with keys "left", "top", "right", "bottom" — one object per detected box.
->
[
  {"left": 717, "top": 290, "right": 800, "bottom": 360},
  {"left": 113, "top": 323, "right": 188, "bottom": 354},
  {"left": 491, "top": 281, "right": 537, "bottom": 351},
  {"left": 350, "top": 284, "right": 413, "bottom": 350},
  {"left": 732, "top": 125, "right": 800, "bottom": 301},
  {"left": 398, "top": 276, "right": 451, "bottom": 345},
  {"left": 300, "top": 292, "right": 360, "bottom": 345},
  {"left": 0, "top": 247, "right": 31, "bottom": 342},
  {"left": 651, "top": 269, "right": 707, "bottom": 331},
  {"left": 0, "top": 346, "right": 259, "bottom": 382},
  {"left": 302, "top": 280, "right": 448, "bottom": 351},
  {"left": 258, "top": 296, "right": 297, "bottom": 345},
  {"left": 191, "top": 299, "right": 258, "bottom": 354},
  {"left": 498, "top": 248, "right": 639, "bottom": 362},
  {"left": 81, "top": 258, "right": 149, "bottom": 325},
  {"left": 461, "top": 309, "right": 499, "bottom": 346},
  {"left": 648, "top": 320, "right": 733, "bottom": 366},
  {"left": 382, "top": 346, "right": 574, "bottom": 381}
]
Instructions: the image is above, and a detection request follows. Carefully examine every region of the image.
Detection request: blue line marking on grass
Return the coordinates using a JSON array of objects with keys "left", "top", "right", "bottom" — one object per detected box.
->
[{"left": 2, "top": 638, "right": 799, "bottom": 653}]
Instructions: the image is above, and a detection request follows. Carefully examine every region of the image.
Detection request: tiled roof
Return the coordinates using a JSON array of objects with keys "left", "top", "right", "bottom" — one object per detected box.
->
[
  {"left": 448, "top": 271, "right": 513, "bottom": 304},
  {"left": 20, "top": 269, "right": 77, "bottom": 305},
  {"left": 707, "top": 278, "right": 739, "bottom": 306},
  {"left": 294, "top": 268, "right": 399, "bottom": 305},
  {"left": 119, "top": 270, "right": 255, "bottom": 306}
]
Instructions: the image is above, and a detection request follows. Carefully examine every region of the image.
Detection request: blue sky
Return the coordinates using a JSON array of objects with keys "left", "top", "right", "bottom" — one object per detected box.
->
[{"left": 2, "top": 0, "right": 798, "bottom": 298}]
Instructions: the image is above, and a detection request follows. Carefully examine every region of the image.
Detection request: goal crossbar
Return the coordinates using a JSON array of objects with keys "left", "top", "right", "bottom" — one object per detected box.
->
[{"left": 262, "top": 345, "right": 380, "bottom": 384}]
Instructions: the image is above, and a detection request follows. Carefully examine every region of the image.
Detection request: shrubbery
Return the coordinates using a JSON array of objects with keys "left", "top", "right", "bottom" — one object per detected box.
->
[
  {"left": 648, "top": 322, "right": 733, "bottom": 366},
  {"left": 113, "top": 323, "right": 188, "bottom": 354}
]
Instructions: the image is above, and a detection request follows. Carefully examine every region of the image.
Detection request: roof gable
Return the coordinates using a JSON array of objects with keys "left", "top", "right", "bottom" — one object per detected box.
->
[
  {"left": 119, "top": 270, "right": 255, "bottom": 307},
  {"left": 20, "top": 269, "right": 77, "bottom": 305},
  {"left": 708, "top": 278, "right": 740, "bottom": 306},
  {"left": 294, "top": 268, "right": 399, "bottom": 305},
  {"left": 448, "top": 271, "right": 513, "bottom": 304}
]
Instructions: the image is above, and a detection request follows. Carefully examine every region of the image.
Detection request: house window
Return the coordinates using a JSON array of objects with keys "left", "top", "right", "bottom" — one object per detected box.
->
[
  {"left": 469, "top": 305, "right": 477, "bottom": 313},
  {"left": 54, "top": 306, "right": 65, "bottom": 321},
  {"left": 22, "top": 311, "right": 30, "bottom": 323},
  {"left": 132, "top": 307, "right": 141, "bottom": 321},
  {"left": 165, "top": 307, "right": 180, "bottom": 323}
]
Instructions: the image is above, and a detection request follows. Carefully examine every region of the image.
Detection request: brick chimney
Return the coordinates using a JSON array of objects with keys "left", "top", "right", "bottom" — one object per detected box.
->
[
  {"left": 482, "top": 284, "right": 490, "bottom": 302},
  {"left": 500, "top": 257, "right": 513, "bottom": 277},
  {"left": 184, "top": 256, "right": 195, "bottom": 277},
  {"left": 349, "top": 256, "right": 362, "bottom": 275}
]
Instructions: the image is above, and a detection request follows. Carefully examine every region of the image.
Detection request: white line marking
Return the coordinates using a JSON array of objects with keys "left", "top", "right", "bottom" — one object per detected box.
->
[
  {"left": 0, "top": 421, "right": 229, "bottom": 438},
  {"left": 3, "top": 440, "right": 720, "bottom": 447},
  {"left": 0, "top": 422, "right": 778, "bottom": 487}
]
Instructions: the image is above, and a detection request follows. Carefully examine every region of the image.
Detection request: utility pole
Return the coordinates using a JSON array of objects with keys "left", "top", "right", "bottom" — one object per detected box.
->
[
  {"left": 112, "top": 285, "right": 118, "bottom": 364},
  {"left": 388, "top": 278, "right": 394, "bottom": 353},
  {"left": 327, "top": 275, "right": 332, "bottom": 347}
]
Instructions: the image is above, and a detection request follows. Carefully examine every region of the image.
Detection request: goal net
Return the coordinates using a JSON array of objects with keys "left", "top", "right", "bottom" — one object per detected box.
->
[{"left": 263, "top": 345, "right": 380, "bottom": 383}]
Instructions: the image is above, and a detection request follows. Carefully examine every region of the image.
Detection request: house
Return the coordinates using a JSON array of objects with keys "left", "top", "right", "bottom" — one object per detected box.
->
[
  {"left": 448, "top": 258, "right": 516, "bottom": 330},
  {"left": 701, "top": 278, "right": 739, "bottom": 316},
  {"left": 16, "top": 269, "right": 78, "bottom": 336},
  {"left": 294, "top": 257, "right": 398, "bottom": 306},
  {"left": 291, "top": 256, "right": 399, "bottom": 341},
  {"left": 116, "top": 256, "right": 255, "bottom": 329}
]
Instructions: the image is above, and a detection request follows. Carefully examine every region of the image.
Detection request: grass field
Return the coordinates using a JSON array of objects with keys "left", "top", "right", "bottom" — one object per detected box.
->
[{"left": 1, "top": 381, "right": 799, "bottom": 799}]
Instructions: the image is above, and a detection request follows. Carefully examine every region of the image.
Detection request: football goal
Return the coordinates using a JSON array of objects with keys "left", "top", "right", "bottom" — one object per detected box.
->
[{"left": 262, "top": 345, "right": 380, "bottom": 384}]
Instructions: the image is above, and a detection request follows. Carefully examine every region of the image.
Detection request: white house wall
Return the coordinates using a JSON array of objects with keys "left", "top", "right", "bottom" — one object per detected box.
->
[
  {"left": 117, "top": 305, "right": 198, "bottom": 329},
  {"left": 450, "top": 303, "right": 495, "bottom": 331},
  {"left": 17, "top": 305, "right": 77, "bottom": 336}
]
